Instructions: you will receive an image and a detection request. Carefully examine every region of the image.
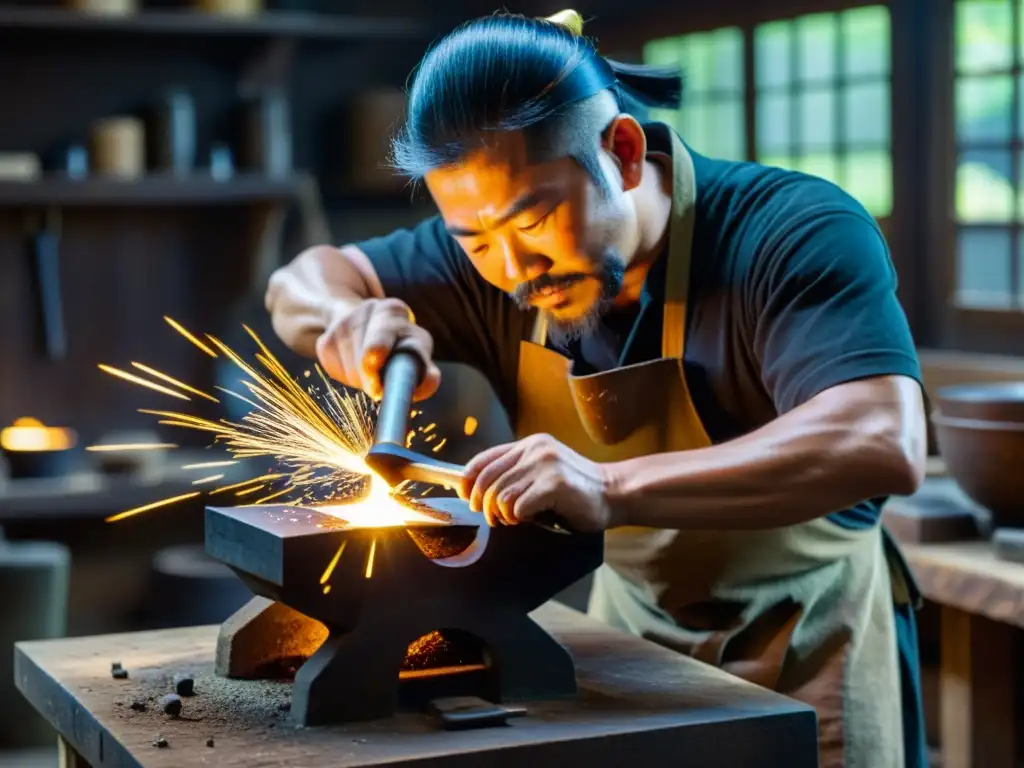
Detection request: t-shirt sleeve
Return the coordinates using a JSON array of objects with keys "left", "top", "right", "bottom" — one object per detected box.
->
[
  {"left": 351, "top": 216, "right": 528, "bottom": 400},
  {"left": 749, "top": 208, "right": 922, "bottom": 414}
]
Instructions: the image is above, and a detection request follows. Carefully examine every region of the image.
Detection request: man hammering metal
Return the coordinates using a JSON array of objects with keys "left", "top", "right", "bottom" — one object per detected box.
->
[{"left": 267, "top": 9, "right": 929, "bottom": 767}]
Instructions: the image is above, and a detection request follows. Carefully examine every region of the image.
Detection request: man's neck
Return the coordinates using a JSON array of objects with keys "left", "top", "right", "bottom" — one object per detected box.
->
[{"left": 616, "top": 156, "right": 673, "bottom": 306}]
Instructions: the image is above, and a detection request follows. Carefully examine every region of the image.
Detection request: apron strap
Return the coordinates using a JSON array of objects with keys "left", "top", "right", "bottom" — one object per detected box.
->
[
  {"left": 531, "top": 311, "right": 549, "bottom": 346},
  {"left": 661, "top": 132, "right": 698, "bottom": 361}
]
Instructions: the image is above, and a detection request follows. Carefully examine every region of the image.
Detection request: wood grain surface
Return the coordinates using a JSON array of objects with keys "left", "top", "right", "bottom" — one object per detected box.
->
[
  {"left": 15, "top": 601, "right": 818, "bottom": 768},
  {"left": 904, "top": 541, "right": 1024, "bottom": 629}
]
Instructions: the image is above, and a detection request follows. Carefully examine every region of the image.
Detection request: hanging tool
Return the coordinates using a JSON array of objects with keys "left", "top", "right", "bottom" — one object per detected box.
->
[
  {"left": 364, "top": 346, "right": 576, "bottom": 535},
  {"left": 28, "top": 207, "right": 67, "bottom": 360}
]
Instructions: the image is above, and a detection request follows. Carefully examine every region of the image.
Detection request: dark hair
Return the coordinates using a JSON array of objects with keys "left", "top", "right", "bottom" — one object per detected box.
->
[{"left": 389, "top": 13, "right": 683, "bottom": 181}]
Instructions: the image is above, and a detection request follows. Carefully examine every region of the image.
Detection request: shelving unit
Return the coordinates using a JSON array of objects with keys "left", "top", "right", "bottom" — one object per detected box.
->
[
  {"left": 0, "top": 173, "right": 305, "bottom": 207},
  {"left": 0, "top": 6, "right": 429, "bottom": 41},
  {"left": 0, "top": 2, "right": 434, "bottom": 444}
]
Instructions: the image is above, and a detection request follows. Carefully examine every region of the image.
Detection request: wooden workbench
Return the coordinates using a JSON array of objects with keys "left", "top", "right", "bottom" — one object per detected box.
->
[
  {"left": 903, "top": 539, "right": 1024, "bottom": 768},
  {"left": 15, "top": 601, "right": 818, "bottom": 768}
]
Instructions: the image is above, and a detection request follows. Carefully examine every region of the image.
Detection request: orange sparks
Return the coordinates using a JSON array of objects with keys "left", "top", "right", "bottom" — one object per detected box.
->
[
  {"left": 130, "top": 362, "right": 219, "bottom": 403},
  {"left": 105, "top": 492, "right": 201, "bottom": 523},
  {"left": 464, "top": 417, "right": 478, "bottom": 436},
  {"left": 320, "top": 540, "right": 347, "bottom": 584},
  {"left": 246, "top": 487, "right": 292, "bottom": 505},
  {"left": 164, "top": 316, "right": 218, "bottom": 358},
  {"left": 192, "top": 474, "right": 224, "bottom": 485},
  {"left": 323, "top": 585, "right": 331, "bottom": 594},
  {"left": 431, "top": 438, "right": 447, "bottom": 453},
  {"left": 181, "top": 460, "right": 237, "bottom": 470},
  {"left": 85, "top": 443, "right": 176, "bottom": 452},
  {"left": 423, "top": 423, "right": 436, "bottom": 434},
  {"left": 209, "top": 474, "right": 283, "bottom": 495},
  {"left": 98, "top": 364, "right": 191, "bottom": 401},
  {"left": 365, "top": 538, "right": 377, "bottom": 579},
  {"left": 235, "top": 485, "right": 265, "bottom": 497}
]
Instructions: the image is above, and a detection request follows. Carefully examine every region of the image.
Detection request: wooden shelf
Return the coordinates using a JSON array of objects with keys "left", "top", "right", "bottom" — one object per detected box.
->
[
  {"left": 0, "top": 174, "right": 303, "bottom": 207},
  {"left": 0, "top": 7, "right": 429, "bottom": 41}
]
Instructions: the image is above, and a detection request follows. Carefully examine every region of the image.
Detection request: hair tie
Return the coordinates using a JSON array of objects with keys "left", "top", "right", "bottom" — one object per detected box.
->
[{"left": 543, "top": 9, "right": 584, "bottom": 36}]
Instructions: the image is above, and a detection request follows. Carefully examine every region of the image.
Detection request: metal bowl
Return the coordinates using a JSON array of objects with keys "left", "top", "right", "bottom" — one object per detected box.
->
[
  {"left": 933, "top": 414, "right": 1024, "bottom": 529},
  {"left": 934, "top": 382, "right": 1024, "bottom": 422}
]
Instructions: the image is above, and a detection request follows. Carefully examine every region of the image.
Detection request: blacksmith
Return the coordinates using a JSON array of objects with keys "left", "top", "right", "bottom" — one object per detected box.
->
[{"left": 266, "top": 10, "right": 929, "bottom": 766}]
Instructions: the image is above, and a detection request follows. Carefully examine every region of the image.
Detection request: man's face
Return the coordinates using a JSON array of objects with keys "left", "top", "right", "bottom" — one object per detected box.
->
[{"left": 425, "top": 131, "right": 630, "bottom": 342}]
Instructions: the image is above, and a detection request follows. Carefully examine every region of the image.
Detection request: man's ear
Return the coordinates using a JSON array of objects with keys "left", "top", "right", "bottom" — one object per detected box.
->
[{"left": 602, "top": 114, "right": 647, "bottom": 192}]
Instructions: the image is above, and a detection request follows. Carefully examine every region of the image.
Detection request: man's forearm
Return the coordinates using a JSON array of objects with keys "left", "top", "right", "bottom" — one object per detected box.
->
[
  {"left": 265, "top": 245, "right": 377, "bottom": 357},
  {"left": 604, "top": 379, "right": 926, "bottom": 530}
]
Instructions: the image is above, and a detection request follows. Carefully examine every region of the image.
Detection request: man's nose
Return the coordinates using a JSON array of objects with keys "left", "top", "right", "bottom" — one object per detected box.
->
[{"left": 500, "top": 239, "right": 550, "bottom": 281}]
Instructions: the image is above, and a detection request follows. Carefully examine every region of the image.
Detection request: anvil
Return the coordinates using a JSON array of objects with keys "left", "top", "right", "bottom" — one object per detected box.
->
[{"left": 205, "top": 497, "right": 603, "bottom": 726}]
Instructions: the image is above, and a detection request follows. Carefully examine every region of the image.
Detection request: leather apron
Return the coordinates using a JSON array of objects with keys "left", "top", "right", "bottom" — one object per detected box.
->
[{"left": 514, "top": 133, "right": 909, "bottom": 767}]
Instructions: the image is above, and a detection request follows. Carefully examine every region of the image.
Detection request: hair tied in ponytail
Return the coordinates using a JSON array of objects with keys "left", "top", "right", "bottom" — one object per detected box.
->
[{"left": 542, "top": 9, "right": 584, "bottom": 37}]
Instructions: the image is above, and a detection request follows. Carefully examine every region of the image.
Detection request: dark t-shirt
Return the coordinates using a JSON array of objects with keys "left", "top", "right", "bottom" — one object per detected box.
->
[{"left": 354, "top": 129, "right": 922, "bottom": 529}]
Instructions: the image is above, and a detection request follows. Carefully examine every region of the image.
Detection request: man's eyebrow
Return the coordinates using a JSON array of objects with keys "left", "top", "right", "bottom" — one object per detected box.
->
[{"left": 445, "top": 189, "right": 554, "bottom": 237}]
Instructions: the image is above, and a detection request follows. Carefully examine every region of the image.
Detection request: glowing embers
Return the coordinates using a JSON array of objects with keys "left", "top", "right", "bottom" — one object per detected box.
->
[
  {"left": 400, "top": 629, "right": 486, "bottom": 680},
  {"left": 0, "top": 417, "right": 75, "bottom": 452}
]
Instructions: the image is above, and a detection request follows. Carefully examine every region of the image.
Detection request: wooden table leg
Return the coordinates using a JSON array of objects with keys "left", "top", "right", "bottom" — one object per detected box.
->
[
  {"left": 940, "top": 606, "right": 1018, "bottom": 768},
  {"left": 57, "top": 735, "right": 88, "bottom": 768}
]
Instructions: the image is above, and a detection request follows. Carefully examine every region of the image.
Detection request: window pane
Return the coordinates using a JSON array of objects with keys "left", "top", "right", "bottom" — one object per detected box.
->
[
  {"left": 679, "top": 101, "right": 709, "bottom": 155},
  {"left": 1018, "top": 151, "right": 1024, "bottom": 219},
  {"left": 799, "top": 88, "right": 836, "bottom": 151},
  {"left": 759, "top": 155, "right": 792, "bottom": 170},
  {"left": 842, "top": 5, "right": 891, "bottom": 77},
  {"left": 956, "top": 75, "right": 1013, "bottom": 143},
  {"left": 650, "top": 106, "right": 684, "bottom": 135},
  {"left": 956, "top": 227, "right": 1013, "bottom": 308},
  {"left": 643, "top": 38, "right": 682, "bottom": 69},
  {"left": 709, "top": 28, "right": 743, "bottom": 93},
  {"left": 684, "top": 34, "right": 714, "bottom": 95},
  {"left": 957, "top": 149, "right": 1015, "bottom": 221},
  {"left": 706, "top": 99, "right": 746, "bottom": 160},
  {"left": 843, "top": 150, "right": 893, "bottom": 217},
  {"left": 757, "top": 93, "right": 792, "bottom": 154},
  {"left": 792, "top": 154, "right": 841, "bottom": 186},
  {"left": 957, "top": 0, "right": 1013, "bottom": 74},
  {"left": 755, "top": 21, "right": 791, "bottom": 89},
  {"left": 844, "top": 81, "right": 890, "bottom": 145},
  {"left": 797, "top": 13, "right": 836, "bottom": 84}
]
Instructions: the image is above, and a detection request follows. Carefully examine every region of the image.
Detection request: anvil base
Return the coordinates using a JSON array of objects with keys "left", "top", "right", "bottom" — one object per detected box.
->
[{"left": 204, "top": 500, "right": 605, "bottom": 726}]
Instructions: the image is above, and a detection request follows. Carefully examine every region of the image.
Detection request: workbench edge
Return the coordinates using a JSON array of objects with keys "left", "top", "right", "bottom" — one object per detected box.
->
[{"left": 14, "top": 641, "right": 142, "bottom": 768}]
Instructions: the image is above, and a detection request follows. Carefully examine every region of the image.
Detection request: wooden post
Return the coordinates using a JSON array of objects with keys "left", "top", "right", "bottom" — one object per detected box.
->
[{"left": 940, "top": 606, "right": 1019, "bottom": 768}]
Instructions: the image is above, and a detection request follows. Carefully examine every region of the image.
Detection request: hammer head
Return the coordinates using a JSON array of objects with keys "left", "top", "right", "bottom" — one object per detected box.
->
[{"left": 365, "top": 442, "right": 422, "bottom": 487}]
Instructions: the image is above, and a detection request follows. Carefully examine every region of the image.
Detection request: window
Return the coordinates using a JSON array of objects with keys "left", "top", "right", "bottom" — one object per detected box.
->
[
  {"left": 753, "top": 6, "right": 893, "bottom": 218},
  {"left": 642, "top": 28, "right": 747, "bottom": 161},
  {"left": 953, "top": 0, "right": 1023, "bottom": 310}
]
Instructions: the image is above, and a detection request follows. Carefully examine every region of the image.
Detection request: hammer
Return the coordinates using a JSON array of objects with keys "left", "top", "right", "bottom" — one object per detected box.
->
[{"left": 363, "top": 347, "right": 574, "bottom": 534}]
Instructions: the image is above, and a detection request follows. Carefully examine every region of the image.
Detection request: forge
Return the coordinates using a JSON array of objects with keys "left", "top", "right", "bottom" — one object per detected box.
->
[{"left": 204, "top": 497, "right": 604, "bottom": 726}]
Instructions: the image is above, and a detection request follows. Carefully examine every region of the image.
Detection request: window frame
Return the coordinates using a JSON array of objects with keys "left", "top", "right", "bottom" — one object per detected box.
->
[{"left": 603, "top": 0, "right": 1007, "bottom": 352}]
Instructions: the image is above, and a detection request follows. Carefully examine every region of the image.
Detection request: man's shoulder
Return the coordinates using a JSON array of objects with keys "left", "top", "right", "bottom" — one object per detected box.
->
[
  {"left": 355, "top": 214, "right": 456, "bottom": 262},
  {"left": 694, "top": 153, "right": 875, "bottom": 237},
  {"left": 692, "top": 154, "right": 886, "bottom": 287}
]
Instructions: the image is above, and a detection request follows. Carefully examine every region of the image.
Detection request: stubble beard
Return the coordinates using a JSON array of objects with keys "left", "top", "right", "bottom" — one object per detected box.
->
[{"left": 509, "top": 247, "right": 626, "bottom": 347}]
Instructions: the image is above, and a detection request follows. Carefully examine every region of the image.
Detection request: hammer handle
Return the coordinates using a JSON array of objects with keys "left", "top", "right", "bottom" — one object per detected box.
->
[{"left": 375, "top": 347, "right": 423, "bottom": 447}]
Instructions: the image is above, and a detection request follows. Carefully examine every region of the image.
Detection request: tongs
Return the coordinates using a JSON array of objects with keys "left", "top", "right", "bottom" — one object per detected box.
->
[{"left": 363, "top": 347, "right": 574, "bottom": 535}]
